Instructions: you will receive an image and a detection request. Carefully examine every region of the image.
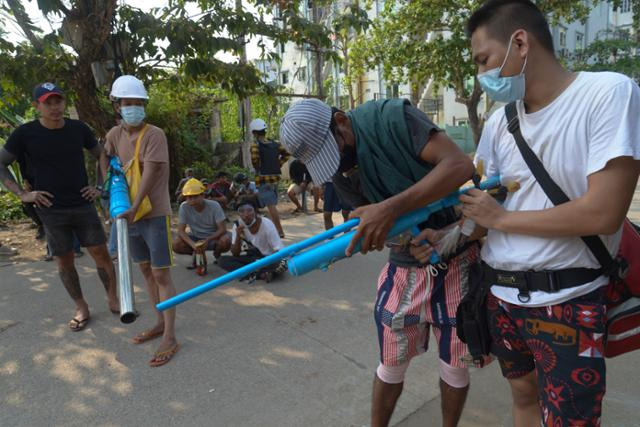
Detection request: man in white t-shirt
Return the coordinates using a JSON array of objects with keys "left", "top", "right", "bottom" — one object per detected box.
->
[
  {"left": 411, "top": 1, "right": 640, "bottom": 426},
  {"left": 217, "top": 201, "right": 286, "bottom": 282}
]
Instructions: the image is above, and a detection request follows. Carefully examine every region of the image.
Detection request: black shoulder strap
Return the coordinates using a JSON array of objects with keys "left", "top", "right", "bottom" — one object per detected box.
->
[{"left": 504, "top": 102, "right": 614, "bottom": 272}]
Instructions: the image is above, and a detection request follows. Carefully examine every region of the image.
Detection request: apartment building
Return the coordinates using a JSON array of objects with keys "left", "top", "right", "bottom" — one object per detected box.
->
[{"left": 268, "top": 1, "right": 634, "bottom": 128}]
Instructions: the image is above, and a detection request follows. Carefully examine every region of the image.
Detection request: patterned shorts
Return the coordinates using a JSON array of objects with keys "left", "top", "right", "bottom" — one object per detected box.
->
[
  {"left": 487, "top": 287, "right": 607, "bottom": 427},
  {"left": 374, "top": 245, "right": 479, "bottom": 368}
]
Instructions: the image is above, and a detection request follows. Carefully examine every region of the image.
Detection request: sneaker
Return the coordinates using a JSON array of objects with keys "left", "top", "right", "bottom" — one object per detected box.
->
[
  {"left": 275, "top": 260, "right": 287, "bottom": 274},
  {"left": 241, "top": 272, "right": 257, "bottom": 284},
  {"left": 74, "top": 250, "right": 84, "bottom": 258}
]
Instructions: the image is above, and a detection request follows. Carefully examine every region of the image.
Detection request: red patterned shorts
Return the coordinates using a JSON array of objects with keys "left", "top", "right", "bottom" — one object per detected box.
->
[
  {"left": 487, "top": 287, "right": 607, "bottom": 427},
  {"left": 374, "top": 245, "right": 480, "bottom": 368}
]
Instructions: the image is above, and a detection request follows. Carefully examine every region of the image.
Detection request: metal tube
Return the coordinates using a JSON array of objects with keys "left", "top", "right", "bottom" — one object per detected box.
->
[{"left": 116, "top": 218, "right": 137, "bottom": 323}]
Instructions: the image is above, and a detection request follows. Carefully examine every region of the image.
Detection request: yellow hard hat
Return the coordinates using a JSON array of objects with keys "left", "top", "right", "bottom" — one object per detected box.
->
[{"left": 182, "top": 178, "right": 206, "bottom": 196}]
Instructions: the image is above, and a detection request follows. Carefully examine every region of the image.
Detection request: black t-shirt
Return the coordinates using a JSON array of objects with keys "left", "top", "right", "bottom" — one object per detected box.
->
[
  {"left": 289, "top": 159, "right": 311, "bottom": 184},
  {"left": 332, "top": 104, "right": 458, "bottom": 267},
  {"left": 5, "top": 119, "right": 97, "bottom": 208}
]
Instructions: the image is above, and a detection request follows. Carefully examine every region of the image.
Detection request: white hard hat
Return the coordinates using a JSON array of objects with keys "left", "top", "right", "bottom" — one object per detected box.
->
[
  {"left": 249, "top": 118, "right": 267, "bottom": 133},
  {"left": 110, "top": 75, "right": 149, "bottom": 100}
]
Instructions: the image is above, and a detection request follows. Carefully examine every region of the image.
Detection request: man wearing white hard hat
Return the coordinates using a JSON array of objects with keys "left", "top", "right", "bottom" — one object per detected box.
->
[
  {"left": 0, "top": 82, "right": 119, "bottom": 333},
  {"left": 249, "top": 118, "right": 288, "bottom": 238},
  {"left": 280, "top": 98, "right": 481, "bottom": 427},
  {"left": 100, "top": 75, "right": 179, "bottom": 367}
]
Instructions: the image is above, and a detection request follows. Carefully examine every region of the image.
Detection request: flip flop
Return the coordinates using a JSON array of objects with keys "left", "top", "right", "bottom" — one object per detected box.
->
[
  {"left": 149, "top": 344, "right": 180, "bottom": 367},
  {"left": 69, "top": 317, "right": 89, "bottom": 332},
  {"left": 131, "top": 329, "right": 164, "bottom": 344}
]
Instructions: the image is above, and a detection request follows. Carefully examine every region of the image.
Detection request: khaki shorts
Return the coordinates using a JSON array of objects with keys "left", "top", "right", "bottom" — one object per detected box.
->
[{"left": 288, "top": 182, "right": 314, "bottom": 195}]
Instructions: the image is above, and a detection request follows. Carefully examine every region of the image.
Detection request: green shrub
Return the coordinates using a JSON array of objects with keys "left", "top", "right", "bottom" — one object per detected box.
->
[{"left": 0, "top": 192, "right": 25, "bottom": 221}]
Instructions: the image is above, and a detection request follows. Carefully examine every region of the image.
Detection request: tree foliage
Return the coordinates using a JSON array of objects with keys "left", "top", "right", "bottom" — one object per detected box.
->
[
  {"left": 573, "top": 30, "right": 640, "bottom": 83},
  {"left": 0, "top": 0, "right": 336, "bottom": 136},
  {"left": 355, "top": 0, "right": 632, "bottom": 145}
]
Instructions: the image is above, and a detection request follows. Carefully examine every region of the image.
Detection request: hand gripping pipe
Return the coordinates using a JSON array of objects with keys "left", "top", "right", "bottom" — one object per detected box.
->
[
  {"left": 287, "top": 175, "right": 501, "bottom": 276},
  {"left": 156, "top": 175, "right": 501, "bottom": 312},
  {"left": 108, "top": 157, "right": 137, "bottom": 324}
]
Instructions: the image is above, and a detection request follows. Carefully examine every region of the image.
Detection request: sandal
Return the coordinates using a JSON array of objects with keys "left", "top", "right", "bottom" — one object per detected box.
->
[
  {"left": 149, "top": 344, "right": 180, "bottom": 367},
  {"left": 131, "top": 329, "right": 163, "bottom": 344},
  {"left": 69, "top": 317, "right": 89, "bottom": 332}
]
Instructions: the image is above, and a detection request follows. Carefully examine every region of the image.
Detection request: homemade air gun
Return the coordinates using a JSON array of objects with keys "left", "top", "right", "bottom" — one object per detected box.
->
[
  {"left": 157, "top": 175, "right": 508, "bottom": 312},
  {"left": 106, "top": 157, "right": 137, "bottom": 324}
]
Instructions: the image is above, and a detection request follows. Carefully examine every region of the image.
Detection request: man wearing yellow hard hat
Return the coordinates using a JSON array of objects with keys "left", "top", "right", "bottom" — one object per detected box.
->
[{"left": 173, "top": 178, "right": 231, "bottom": 271}]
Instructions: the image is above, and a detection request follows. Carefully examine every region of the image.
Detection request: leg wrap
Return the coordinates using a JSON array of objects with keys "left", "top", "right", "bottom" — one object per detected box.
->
[
  {"left": 376, "top": 362, "right": 410, "bottom": 385},
  {"left": 439, "top": 359, "right": 470, "bottom": 388}
]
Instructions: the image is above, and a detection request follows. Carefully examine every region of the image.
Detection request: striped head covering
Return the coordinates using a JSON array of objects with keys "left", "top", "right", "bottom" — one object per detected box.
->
[{"left": 279, "top": 99, "right": 340, "bottom": 185}]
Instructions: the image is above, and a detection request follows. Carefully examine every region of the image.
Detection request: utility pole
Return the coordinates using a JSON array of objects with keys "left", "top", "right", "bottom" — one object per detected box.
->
[
  {"left": 236, "top": 0, "right": 253, "bottom": 170},
  {"left": 312, "top": 2, "right": 325, "bottom": 100}
]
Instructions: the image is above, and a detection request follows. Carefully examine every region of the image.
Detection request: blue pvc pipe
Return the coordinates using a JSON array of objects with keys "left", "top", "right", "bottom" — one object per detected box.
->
[
  {"left": 156, "top": 176, "right": 501, "bottom": 311},
  {"left": 156, "top": 218, "right": 361, "bottom": 311},
  {"left": 288, "top": 175, "right": 501, "bottom": 276}
]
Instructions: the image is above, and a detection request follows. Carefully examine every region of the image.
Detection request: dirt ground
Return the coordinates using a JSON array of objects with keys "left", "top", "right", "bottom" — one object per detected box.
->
[{"left": 0, "top": 192, "right": 325, "bottom": 263}]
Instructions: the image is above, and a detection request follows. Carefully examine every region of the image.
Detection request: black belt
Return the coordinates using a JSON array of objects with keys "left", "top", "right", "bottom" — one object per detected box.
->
[{"left": 481, "top": 262, "right": 603, "bottom": 303}]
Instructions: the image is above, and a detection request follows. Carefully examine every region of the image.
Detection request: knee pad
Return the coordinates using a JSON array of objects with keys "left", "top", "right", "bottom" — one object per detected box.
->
[
  {"left": 439, "top": 360, "right": 470, "bottom": 388},
  {"left": 376, "top": 362, "right": 409, "bottom": 384}
]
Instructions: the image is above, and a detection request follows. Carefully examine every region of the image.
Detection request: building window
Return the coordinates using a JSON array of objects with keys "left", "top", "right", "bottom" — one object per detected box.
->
[
  {"left": 297, "top": 66, "right": 306, "bottom": 82},
  {"left": 621, "top": 0, "right": 631, "bottom": 13},
  {"left": 281, "top": 71, "right": 289, "bottom": 85},
  {"left": 559, "top": 27, "right": 567, "bottom": 47},
  {"left": 576, "top": 32, "right": 584, "bottom": 50}
]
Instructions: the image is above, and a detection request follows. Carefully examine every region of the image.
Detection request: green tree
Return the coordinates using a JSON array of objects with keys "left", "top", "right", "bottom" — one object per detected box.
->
[
  {"left": 330, "top": 2, "right": 371, "bottom": 108},
  {"left": 0, "top": 0, "right": 336, "bottom": 140},
  {"left": 356, "top": 0, "right": 632, "bottom": 145},
  {"left": 573, "top": 29, "right": 640, "bottom": 83}
]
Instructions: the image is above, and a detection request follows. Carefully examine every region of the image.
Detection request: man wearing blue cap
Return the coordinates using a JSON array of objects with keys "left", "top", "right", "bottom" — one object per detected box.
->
[
  {"left": 280, "top": 98, "right": 480, "bottom": 427},
  {"left": 0, "top": 82, "right": 118, "bottom": 332}
]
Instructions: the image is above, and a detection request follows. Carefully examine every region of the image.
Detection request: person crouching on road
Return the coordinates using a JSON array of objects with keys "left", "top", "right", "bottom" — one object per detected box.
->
[
  {"left": 217, "top": 201, "right": 287, "bottom": 283},
  {"left": 100, "top": 75, "right": 179, "bottom": 367},
  {"left": 172, "top": 178, "right": 231, "bottom": 272}
]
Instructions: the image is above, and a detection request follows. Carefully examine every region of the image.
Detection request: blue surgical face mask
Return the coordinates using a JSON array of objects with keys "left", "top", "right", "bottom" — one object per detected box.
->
[
  {"left": 120, "top": 105, "right": 145, "bottom": 127},
  {"left": 477, "top": 35, "right": 527, "bottom": 103}
]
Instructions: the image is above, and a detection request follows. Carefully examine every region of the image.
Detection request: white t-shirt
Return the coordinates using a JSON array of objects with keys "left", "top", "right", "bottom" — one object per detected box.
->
[
  {"left": 231, "top": 216, "right": 284, "bottom": 256},
  {"left": 475, "top": 71, "right": 640, "bottom": 307}
]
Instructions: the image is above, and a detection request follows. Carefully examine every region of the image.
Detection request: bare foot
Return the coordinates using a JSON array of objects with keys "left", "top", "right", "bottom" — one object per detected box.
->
[
  {"left": 69, "top": 306, "right": 90, "bottom": 331},
  {"left": 75, "top": 306, "right": 90, "bottom": 322},
  {"left": 108, "top": 299, "right": 120, "bottom": 314},
  {"left": 131, "top": 323, "right": 164, "bottom": 344},
  {"left": 149, "top": 338, "right": 180, "bottom": 367},
  {"left": 154, "top": 337, "right": 178, "bottom": 355}
]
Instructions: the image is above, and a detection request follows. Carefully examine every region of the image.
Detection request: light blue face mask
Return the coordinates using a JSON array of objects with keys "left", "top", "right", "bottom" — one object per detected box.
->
[
  {"left": 120, "top": 105, "right": 146, "bottom": 126},
  {"left": 477, "top": 35, "right": 528, "bottom": 103}
]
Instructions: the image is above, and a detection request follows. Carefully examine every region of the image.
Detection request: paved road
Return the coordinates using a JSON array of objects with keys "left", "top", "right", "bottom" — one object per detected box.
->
[{"left": 2, "top": 184, "right": 640, "bottom": 426}]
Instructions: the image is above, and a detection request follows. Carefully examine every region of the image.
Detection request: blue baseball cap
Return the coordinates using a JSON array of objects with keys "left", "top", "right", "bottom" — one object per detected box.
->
[{"left": 32, "top": 82, "right": 64, "bottom": 103}]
